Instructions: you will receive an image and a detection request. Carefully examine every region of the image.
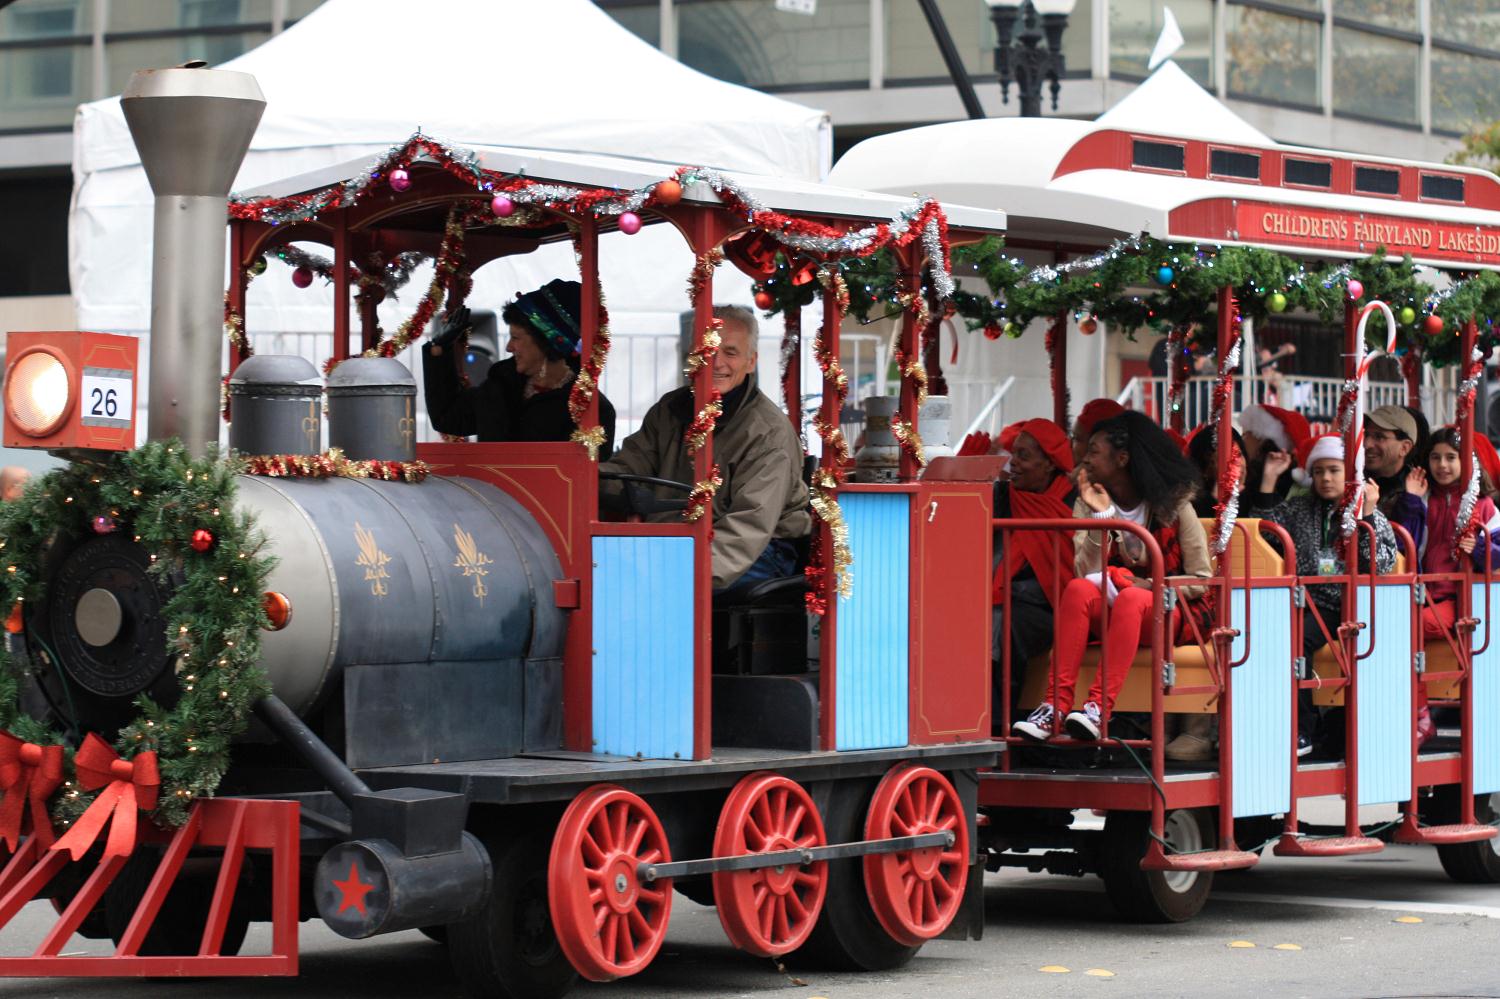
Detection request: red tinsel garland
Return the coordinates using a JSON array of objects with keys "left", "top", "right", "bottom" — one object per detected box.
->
[
  {"left": 1209, "top": 299, "right": 1244, "bottom": 555},
  {"left": 803, "top": 269, "right": 855, "bottom": 613},
  {"left": 683, "top": 464, "right": 722, "bottom": 523},
  {"left": 567, "top": 232, "right": 613, "bottom": 461},
  {"left": 1044, "top": 317, "right": 1068, "bottom": 426},
  {"left": 244, "top": 450, "right": 431, "bottom": 483}
]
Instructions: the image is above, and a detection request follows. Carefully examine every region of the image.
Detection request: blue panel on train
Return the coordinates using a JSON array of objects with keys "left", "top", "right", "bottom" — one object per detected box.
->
[
  {"left": 1471, "top": 583, "right": 1500, "bottom": 795},
  {"left": 1355, "top": 584, "right": 1414, "bottom": 805},
  {"left": 591, "top": 535, "right": 694, "bottom": 760},
  {"left": 1231, "top": 586, "right": 1292, "bottom": 817},
  {"left": 835, "top": 492, "right": 909, "bottom": 750}
]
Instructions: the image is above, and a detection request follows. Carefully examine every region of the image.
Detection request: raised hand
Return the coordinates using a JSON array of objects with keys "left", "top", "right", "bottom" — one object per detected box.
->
[
  {"left": 1361, "top": 478, "right": 1380, "bottom": 516},
  {"left": 431, "top": 305, "right": 472, "bottom": 349},
  {"left": 1261, "top": 450, "right": 1293, "bottom": 490},
  {"left": 1076, "top": 466, "right": 1113, "bottom": 513},
  {"left": 1405, "top": 466, "right": 1428, "bottom": 497}
]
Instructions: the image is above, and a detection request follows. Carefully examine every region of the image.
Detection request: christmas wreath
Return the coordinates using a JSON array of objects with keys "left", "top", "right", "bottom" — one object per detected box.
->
[{"left": 0, "top": 441, "right": 272, "bottom": 855}]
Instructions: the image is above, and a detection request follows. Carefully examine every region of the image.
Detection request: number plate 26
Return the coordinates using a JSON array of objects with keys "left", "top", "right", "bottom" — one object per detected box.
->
[{"left": 81, "top": 367, "right": 133, "bottom": 428}]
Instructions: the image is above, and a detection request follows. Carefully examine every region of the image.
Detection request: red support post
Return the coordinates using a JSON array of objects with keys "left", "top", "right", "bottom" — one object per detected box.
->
[
  {"left": 1341, "top": 298, "right": 1362, "bottom": 838},
  {"left": 1458, "top": 317, "right": 1479, "bottom": 827},
  {"left": 782, "top": 308, "right": 801, "bottom": 432},
  {"left": 898, "top": 249, "right": 922, "bottom": 482},
  {"left": 687, "top": 210, "right": 719, "bottom": 761},
  {"left": 566, "top": 217, "right": 602, "bottom": 754},
  {"left": 332, "top": 212, "right": 351, "bottom": 362},
  {"left": 226, "top": 223, "right": 248, "bottom": 379},
  {"left": 1213, "top": 286, "right": 1237, "bottom": 850},
  {"left": 818, "top": 281, "right": 846, "bottom": 751},
  {"left": 1051, "top": 311, "right": 1069, "bottom": 428}
]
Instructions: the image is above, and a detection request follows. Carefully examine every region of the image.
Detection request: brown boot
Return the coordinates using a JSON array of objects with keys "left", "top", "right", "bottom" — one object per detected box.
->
[{"left": 1165, "top": 713, "right": 1217, "bottom": 763}]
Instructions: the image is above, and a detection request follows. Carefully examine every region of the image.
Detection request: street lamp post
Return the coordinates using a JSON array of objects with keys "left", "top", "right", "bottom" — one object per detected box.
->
[{"left": 985, "top": 0, "right": 1076, "bottom": 117}]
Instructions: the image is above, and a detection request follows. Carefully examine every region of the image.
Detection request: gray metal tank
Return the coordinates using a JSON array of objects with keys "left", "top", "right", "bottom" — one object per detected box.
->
[
  {"left": 325, "top": 357, "right": 417, "bottom": 462},
  {"left": 227, "top": 354, "right": 322, "bottom": 456}
]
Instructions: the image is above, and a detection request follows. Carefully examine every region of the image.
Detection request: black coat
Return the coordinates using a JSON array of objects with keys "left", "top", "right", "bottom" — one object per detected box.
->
[{"left": 422, "top": 346, "right": 615, "bottom": 455}]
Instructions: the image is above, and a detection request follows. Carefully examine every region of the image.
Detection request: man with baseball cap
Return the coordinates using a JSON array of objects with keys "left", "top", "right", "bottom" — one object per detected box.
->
[{"left": 1364, "top": 405, "right": 1419, "bottom": 516}]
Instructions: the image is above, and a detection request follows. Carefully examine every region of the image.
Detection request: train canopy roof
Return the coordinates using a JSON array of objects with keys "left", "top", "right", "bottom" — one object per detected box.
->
[
  {"left": 233, "top": 142, "right": 1008, "bottom": 240},
  {"left": 830, "top": 62, "right": 1500, "bottom": 272}
]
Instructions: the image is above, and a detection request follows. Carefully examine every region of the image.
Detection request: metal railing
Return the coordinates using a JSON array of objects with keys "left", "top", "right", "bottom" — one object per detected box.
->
[
  {"left": 957, "top": 375, "right": 1016, "bottom": 439},
  {"left": 1115, "top": 375, "right": 1452, "bottom": 429}
]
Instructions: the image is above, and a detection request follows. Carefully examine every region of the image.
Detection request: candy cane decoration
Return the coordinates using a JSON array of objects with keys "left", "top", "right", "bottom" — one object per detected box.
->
[{"left": 1334, "top": 300, "right": 1397, "bottom": 537}]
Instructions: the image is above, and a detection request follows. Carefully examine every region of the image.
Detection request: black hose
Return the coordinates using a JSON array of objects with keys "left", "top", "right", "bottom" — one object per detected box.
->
[{"left": 252, "top": 693, "right": 371, "bottom": 806}]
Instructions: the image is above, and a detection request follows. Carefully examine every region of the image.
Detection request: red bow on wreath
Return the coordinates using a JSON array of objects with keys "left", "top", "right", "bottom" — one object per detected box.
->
[
  {"left": 0, "top": 732, "right": 63, "bottom": 851},
  {"left": 49, "top": 734, "right": 160, "bottom": 860}
]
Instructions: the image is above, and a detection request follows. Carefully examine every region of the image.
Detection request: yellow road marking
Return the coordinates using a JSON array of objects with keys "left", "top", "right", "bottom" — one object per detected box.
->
[
  {"left": 1039, "top": 965, "right": 1071, "bottom": 973},
  {"left": 1273, "top": 943, "right": 1302, "bottom": 951},
  {"left": 1394, "top": 915, "right": 1424, "bottom": 923},
  {"left": 1085, "top": 969, "right": 1116, "bottom": 977},
  {"left": 1228, "top": 940, "right": 1256, "bottom": 948}
]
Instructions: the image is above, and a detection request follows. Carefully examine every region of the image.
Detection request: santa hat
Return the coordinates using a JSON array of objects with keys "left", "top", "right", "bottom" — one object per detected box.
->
[
  {"left": 1476, "top": 434, "right": 1500, "bottom": 488},
  {"left": 1073, "top": 399, "right": 1126, "bottom": 443},
  {"left": 999, "top": 418, "right": 1074, "bottom": 473},
  {"left": 1240, "top": 404, "right": 1310, "bottom": 454},
  {"left": 1293, "top": 433, "right": 1344, "bottom": 485}
]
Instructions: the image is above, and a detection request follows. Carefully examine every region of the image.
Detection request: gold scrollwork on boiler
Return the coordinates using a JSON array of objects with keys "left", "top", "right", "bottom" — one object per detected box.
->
[
  {"left": 452, "top": 524, "right": 494, "bottom": 604},
  {"left": 354, "top": 521, "right": 392, "bottom": 597}
]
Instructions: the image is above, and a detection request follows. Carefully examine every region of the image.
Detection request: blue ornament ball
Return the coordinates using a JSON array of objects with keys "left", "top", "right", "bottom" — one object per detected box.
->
[{"left": 1155, "top": 266, "right": 1175, "bottom": 286}]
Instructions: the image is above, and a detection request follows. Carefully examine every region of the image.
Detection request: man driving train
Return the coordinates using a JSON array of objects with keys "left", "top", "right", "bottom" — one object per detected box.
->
[{"left": 600, "top": 304, "right": 809, "bottom": 595}]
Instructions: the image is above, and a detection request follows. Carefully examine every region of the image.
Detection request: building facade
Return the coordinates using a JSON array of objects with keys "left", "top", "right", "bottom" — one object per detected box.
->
[{"left": 3, "top": 0, "right": 1500, "bottom": 331}]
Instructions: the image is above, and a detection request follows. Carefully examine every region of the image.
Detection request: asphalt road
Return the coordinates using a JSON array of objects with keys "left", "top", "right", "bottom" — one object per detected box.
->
[{"left": 0, "top": 819, "right": 1495, "bottom": 999}]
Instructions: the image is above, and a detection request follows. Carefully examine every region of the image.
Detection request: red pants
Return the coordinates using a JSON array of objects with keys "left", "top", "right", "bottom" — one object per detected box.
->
[
  {"left": 1045, "top": 576, "right": 1175, "bottom": 717},
  {"left": 1421, "top": 599, "right": 1457, "bottom": 641}
]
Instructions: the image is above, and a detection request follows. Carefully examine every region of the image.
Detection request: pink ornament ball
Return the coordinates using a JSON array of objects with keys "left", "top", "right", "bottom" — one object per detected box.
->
[
  {"left": 1346, "top": 279, "right": 1363, "bottom": 301},
  {"left": 491, "top": 194, "right": 515, "bottom": 218},
  {"left": 618, "top": 211, "right": 642, "bottom": 236},
  {"left": 292, "top": 266, "right": 313, "bottom": 289},
  {"left": 389, "top": 168, "right": 411, "bottom": 193}
]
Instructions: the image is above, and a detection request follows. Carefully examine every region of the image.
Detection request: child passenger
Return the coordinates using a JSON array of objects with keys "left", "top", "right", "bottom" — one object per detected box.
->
[
  {"left": 1013, "top": 412, "right": 1212, "bottom": 743},
  {"left": 1390, "top": 426, "right": 1500, "bottom": 745},
  {"left": 1251, "top": 435, "right": 1397, "bottom": 756}
]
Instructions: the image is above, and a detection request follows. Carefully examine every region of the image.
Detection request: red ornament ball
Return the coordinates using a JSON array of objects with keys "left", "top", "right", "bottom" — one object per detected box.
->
[
  {"left": 618, "top": 211, "right": 642, "bottom": 236},
  {"left": 753, "top": 289, "right": 775, "bottom": 311},
  {"left": 91, "top": 515, "right": 117, "bottom": 534},
  {"left": 1079, "top": 316, "right": 1098, "bottom": 335},
  {"left": 190, "top": 528, "right": 215, "bottom": 553},
  {"left": 654, "top": 179, "right": 683, "bottom": 206},
  {"left": 1424, "top": 313, "right": 1445, "bottom": 336},
  {"left": 491, "top": 194, "right": 515, "bottom": 218},
  {"left": 291, "top": 267, "right": 313, "bottom": 289},
  {"left": 982, "top": 323, "right": 1003, "bottom": 341}
]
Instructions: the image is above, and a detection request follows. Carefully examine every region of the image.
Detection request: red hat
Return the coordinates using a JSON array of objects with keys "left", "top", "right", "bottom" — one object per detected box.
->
[
  {"left": 1240, "top": 404, "right": 1310, "bottom": 454},
  {"left": 1073, "top": 399, "right": 1126, "bottom": 442},
  {"left": 1476, "top": 434, "right": 1500, "bottom": 487},
  {"left": 1000, "top": 418, "right": 1074, "bottom": 473},
  {"left": 1294, "top": 433, "right": 1343, "bottom": 484}
]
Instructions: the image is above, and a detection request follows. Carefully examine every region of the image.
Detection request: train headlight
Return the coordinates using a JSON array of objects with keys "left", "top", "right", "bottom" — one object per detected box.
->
[{"left": 5, "top": 350, "right": 72, "bottom": 437}]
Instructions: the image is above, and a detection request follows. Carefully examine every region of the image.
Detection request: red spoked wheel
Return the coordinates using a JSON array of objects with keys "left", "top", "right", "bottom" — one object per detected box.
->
[
  {"left": 711, "top": 772, "right": 828, "bottom": 957},
  {"left": 548, "top": 784, "right": 673, "bottom": 982},
  {"left": 862, "top": 764, "right": 969, "bottom": 947}
]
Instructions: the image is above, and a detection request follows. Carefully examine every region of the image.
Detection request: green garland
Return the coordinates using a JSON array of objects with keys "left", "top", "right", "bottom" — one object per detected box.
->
[
  {"left": 0, "top": 441, "right": 273, "bottom": 829},
  {"left": 755, "top": 235, "right": 1500, "bottom": 370}
]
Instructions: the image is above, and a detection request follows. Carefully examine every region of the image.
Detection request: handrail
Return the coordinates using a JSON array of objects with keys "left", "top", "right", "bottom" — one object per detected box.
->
[
  {"left": 963, "top": 375, "right": 1016, "bottom": 438},
  {"left": 1354, "top": 518, "right": 1380, "bottom": 662}
]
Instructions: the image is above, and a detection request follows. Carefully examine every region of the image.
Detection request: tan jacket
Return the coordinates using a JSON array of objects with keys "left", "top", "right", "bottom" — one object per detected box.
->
[
  {"left": 602, "top": 374, "right": 811, "bottom": 588},
  {"left": 1071, "top": 497, "right": 1211, "bottom": 601}
]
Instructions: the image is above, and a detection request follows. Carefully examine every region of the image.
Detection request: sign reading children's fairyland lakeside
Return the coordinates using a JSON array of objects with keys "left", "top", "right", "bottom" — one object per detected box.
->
[{"left": 1169, "top": 200, "right": 1500, "bottom": 268}]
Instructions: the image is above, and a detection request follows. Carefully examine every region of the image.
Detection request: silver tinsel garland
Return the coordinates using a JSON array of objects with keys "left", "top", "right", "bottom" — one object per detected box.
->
[{"left": 1455, "top": 463, "right": 1481, "bottom": 557}]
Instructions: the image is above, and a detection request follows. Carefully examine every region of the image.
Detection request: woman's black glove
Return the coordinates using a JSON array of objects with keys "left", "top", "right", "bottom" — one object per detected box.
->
[{"left": 431, "top": 306, "right": 472, "bottom": 348}]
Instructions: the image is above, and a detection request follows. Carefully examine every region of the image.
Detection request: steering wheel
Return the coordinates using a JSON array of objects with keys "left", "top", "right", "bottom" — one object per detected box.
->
[{"left": 599, "top": 471, "right": 693, "bottom": 516}]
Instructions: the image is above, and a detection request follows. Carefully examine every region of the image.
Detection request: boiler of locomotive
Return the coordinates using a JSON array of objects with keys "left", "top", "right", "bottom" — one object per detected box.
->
[{"left": 31, "top": 456, "right": 567, "bottom": 770}]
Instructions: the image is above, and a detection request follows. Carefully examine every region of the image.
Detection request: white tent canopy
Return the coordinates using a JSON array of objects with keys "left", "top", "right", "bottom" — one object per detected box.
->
[
  {"left": 1095, "top": 60, "right": 1270, "bottom": 146},
  {"left": 69, "top": 0, "right": 831, "bottom": 435}
]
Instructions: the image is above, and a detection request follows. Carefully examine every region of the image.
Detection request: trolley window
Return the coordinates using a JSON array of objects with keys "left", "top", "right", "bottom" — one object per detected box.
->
[
  {"left": 1209, "top": 149, "right": 1261, "bottom": 181},
  {"left": 1420, "top": 174, "right": 1465, "bottom": 202},
  {"left": 1284, "top": 158, "right": 1332, "bottom": 188},
  {"left": 1354, "top": 166, "right": 1401, "bottom": 196},
  {"left": 1132, "top": 140, "right": 1186, "bottom": 172}
]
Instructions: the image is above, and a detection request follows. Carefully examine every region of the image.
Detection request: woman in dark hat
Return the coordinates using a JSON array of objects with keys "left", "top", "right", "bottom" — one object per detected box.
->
[{"left": 422, "top": 278, "right": 616, "bottom": 455}]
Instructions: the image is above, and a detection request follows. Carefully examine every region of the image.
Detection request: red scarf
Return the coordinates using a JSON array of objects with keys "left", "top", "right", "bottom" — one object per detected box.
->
[{"left": 993, "top": 474, "right": 1076, "bottom": 606}]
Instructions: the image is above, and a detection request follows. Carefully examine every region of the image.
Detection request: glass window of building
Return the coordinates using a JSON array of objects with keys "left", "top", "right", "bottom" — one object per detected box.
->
[
  {"left": 1332, "top": 27, "right": 1418, "bottom": 125},
  {"left": 1111, "top": 0, "right": 1212, "bottom": 86},
  {"left": 677, "top": 0, "right": 869, "bottom": 89},
  {"left": 107, "top": 0, "right": 273, "bottom": 31},
  {"left": 1431, "top": 0, "right": 1500, "bottom": 42},
  {"left": 598, "top": 0, "right": 661, "bottom": 47},
  {"left": 1, "top": 0, "right": 91, "bottom": 130},
  {"left": 885, "top": 0, "right": 1091, "bottom": 84},
  {"left": 1432, "top": 47, "right": 1500, "bottom": 135},
  {"left": 1333, "top": 0, "right": 1417, "bottom": 32},
  {"left": 107, "top": 32, "right": 270, "bottom": 93},
  {"left": 1225, "top": 5, "right": 1319, "bottom": 110}
]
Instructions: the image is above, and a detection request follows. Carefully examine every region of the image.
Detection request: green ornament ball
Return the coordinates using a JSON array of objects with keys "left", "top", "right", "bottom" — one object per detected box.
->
[
  {"left": 250, "top": 257, "right": 268, "bottom": 276},
  {"left": 1003, "top": 321, "right": 1022, "bottom": 339},
  {"left": 1266, "top": 292, "right": 1287, "bottom": 314},
  {"left": 1398, "top": 306, "right": 1417, "bottom": 326}
]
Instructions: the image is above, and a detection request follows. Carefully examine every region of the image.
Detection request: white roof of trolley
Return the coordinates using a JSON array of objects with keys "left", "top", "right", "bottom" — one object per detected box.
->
[
  {"left": 830, "top": 61, "right": 1500, "bottom": 270},
  {"left": 236, "top": 144, "right": 1008, "bottom": 235}
]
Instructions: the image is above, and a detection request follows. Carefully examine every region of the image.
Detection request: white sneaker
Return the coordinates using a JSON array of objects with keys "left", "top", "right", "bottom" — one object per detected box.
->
[
  {"left": 1065, "top": 701, "right": 1102, "bottom": 740},
  {"left": 1012, "top": 703, "right": 1055, "bottom": 742}
]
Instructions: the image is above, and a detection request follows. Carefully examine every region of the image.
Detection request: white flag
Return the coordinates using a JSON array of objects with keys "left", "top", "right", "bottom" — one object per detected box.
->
[{"left": 1147, "top": 7, "right": 1185, "bottom": 70}]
